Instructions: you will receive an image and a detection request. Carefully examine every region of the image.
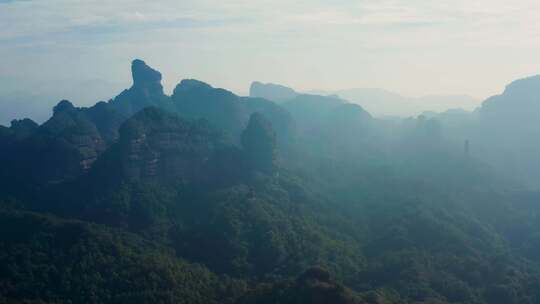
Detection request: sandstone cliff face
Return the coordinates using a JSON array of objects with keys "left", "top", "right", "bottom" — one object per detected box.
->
[
  {"left": 0, "top": 99, "right": 122, "bottom": 185},
  {"left": 31, "top": 100, "right": 108, "bottom": 181},
  {"left": 1, "top": 59, "right": 292, "bottom": 185},
  {"left": 3, "top": 60, "right": 169, "bottom": 184},
  {"left": 112, "top": 107, "right": 219, "bottom": 183}
]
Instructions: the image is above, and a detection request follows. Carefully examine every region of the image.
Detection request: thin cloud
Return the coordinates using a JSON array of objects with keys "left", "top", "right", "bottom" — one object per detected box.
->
[{"left": 2, "top": 0, "right": 540, "bottom": 99}]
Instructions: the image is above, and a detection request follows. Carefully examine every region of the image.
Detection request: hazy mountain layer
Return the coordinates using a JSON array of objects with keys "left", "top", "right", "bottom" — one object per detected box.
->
[
  {"left": 1, "top": 60, "right": 540, "bottom": 304},
  {"left": 250, "top": 82, "right": 479, "bottom": 117}
]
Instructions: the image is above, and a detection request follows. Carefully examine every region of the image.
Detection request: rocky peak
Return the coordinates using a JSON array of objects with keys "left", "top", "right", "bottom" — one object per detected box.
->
[
  {"left": 241, "top": 112, "right": 278, "bottom": 174},
  {"left": 53, "top": 100, "right": 75, "bottom": 115},
  {"left": 131, "top": 59, "right": 163, "bottom": 94},
  {"left": 173, "top": 79, "right": 213, "bottom": 95},
  {"left": 9, "top": 118, "right": 38, "bottom": 140},
  {"left": 110, "top": 60, "right": 168, "bottom": 116}
]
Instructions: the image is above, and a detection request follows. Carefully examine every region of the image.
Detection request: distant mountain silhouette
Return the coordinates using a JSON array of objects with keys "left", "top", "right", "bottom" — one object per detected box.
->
[
  {"left": 473, "top": 75, "right": 540, "bottom": 184},
  {"left": 249, "top": 81, "right": 298, "bottom": 103},
  {"left": 282, "top": 93, "right": 348, "bottom": 132},
  {"left": 248, "top": 82, "right": 478, "bottom": 118},
  {"left": 0, "top": 78, "right": 123, "bottom": 126},
  {"left": 479, "top": 75, "right": 540, "bottom": 119},
  {"left": 423, "top": 74, "right": 540, "bottom": 186},
  {"left": 172, "top": 79, "right": 295, "bottom": 148},
  {"left": 316, "top": 88, "right": 479, "bottom": 118}
]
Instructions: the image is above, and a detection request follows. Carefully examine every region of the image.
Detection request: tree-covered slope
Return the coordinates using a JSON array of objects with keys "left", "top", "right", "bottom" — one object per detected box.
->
[
  {"left": 0, "top": 209, "right": 245, "bottom": 304},
  {"left": 2, "top": 59, "right": 540, "bottom": 304}
]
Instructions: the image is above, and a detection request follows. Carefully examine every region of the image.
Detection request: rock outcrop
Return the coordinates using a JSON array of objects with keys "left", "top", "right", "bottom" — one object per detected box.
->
[
  {"left": 30, "top": 100, "right": 108, "bottom": 180},
  {"left": 241, "top": 113, "right": 278, "bottom": 175},
  {"left": 131, "top": 59, "right": 163, "bottom": 92},
  {"left": 111, "top": 59, "right": 169, "bottom": 116},
  {"left": 93, "top": 107, "right": 221, "bottom": 183}
]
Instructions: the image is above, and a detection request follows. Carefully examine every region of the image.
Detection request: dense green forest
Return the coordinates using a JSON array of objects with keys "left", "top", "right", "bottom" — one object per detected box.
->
[{"left": 1, "top": 60, "right": 540, "bottom": 303}]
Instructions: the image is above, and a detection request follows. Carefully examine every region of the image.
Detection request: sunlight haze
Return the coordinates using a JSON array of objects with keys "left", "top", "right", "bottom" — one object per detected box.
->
[{"left": 2, "top": 0, "right": 540, "bottom": 120}]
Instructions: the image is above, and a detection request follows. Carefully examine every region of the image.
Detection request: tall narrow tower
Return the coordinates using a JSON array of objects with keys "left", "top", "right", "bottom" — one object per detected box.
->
[{"left": 464, "top": 139, "right": 470, "bottom": 157}]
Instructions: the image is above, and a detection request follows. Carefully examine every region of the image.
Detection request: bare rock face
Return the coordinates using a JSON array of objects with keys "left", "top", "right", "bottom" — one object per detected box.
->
[
  {"left": 30, "top": 100, "right": 108, "bottom": 181},
  {"left": 0, "top": 99, "right": 126, "bottom": 187},
  {"left": 43, "top": 59, "right": 168, "bottom": 180},
  {"left": 4, "top": 99, "right": 124, "bottom": 184},
  {"left": 112, "top": 107, "right": 220, "bottom": 183}
]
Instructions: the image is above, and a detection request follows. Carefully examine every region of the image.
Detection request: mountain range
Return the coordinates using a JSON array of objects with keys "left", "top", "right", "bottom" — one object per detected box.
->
[
  {"left": 250, "top": 82, "right": 480, "bottom": 117},
  {"left": 1, "top": 59, "right": 540, "bottom": 304}
]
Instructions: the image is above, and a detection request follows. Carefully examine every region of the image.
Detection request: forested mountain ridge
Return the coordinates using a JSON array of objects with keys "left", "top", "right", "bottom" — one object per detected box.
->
[
  {"left": 2, "top": 60, "right": 540, "bottom": 304},
  {"left": 427, "top": 74, "right": 540, "bottom": 187}
]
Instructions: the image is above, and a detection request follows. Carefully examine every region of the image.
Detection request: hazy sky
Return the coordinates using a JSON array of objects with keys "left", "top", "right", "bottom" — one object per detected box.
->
[{"left": 2, "top": 0, "right": 540, "bottom": 103}]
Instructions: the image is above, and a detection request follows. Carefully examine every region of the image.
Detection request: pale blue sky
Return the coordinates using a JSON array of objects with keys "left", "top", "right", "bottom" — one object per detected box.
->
[{"left": 2, "top": 0, "right": 540, "bottom": 103}]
